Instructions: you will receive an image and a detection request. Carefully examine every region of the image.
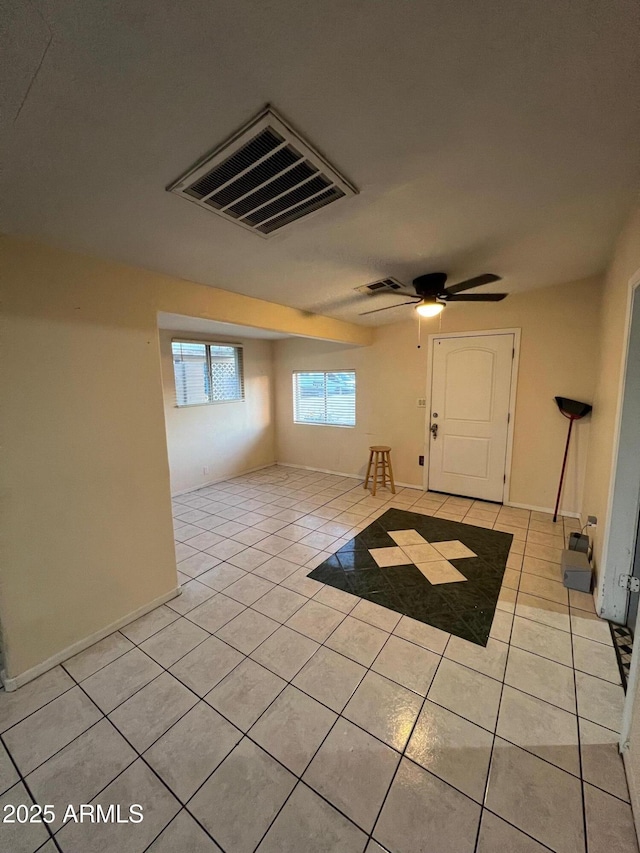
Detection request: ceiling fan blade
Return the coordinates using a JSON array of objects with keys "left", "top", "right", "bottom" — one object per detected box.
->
[
  {"left": 359, "top": 299, "right": 421, "bottom": 316},
  {"left": 444, "top": 293, "right": 508, "bottom": 302},
  {"left": 445, "top": 273, "right": 502, "bottom": 295}
]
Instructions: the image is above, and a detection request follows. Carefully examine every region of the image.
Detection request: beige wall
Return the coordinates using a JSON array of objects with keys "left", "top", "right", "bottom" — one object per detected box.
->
[
  {"left": 275, "top": 276, "right": 601, "bottom": 513},
  {"left": 0, "top": 235, "right": 368, "bottom": 682},
  {"left": 160, "top": 330, "right": 276, "bottom": 494}
]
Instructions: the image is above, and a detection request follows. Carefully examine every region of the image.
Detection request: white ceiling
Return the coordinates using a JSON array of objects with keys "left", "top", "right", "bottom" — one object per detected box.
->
[
  {"left": 2, "top": 0, "right": 639, "bottom": 325},
  {"left": 157, "top": 313, "right": 290, "bottom": 340}
]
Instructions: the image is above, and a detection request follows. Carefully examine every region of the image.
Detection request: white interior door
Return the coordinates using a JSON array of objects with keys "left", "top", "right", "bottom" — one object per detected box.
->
[{"left": 428, "top": 333, "right": 514, "bottom": 502}]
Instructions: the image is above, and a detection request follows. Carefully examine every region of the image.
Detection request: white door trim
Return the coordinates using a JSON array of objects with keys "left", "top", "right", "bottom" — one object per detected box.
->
[
  {"left": 423, "top": 328, "right": 521, "bottom": 503},
  {"left": 598, "top": 269, "right": 640, "bottom": 627},
  {"left": 605, "top": 268, "right": 640, "bottom": 830}
]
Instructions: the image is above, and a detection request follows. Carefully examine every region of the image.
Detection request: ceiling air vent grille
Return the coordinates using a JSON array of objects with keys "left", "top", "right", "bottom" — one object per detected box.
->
[
  {"left": 355, "top": 278, "right": 406, "bottom": 295},
  {"left": 168, "top": 107, "right": 357, "bottom": 237}
]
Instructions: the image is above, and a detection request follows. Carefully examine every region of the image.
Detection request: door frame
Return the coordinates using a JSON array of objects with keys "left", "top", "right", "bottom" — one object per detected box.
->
[
  {"left": 604, "top": 268, "right": 640, "bottom": 773},
  {"left": 597, "top": 271, "right": 640, "bottom": 625},
  {"left": 422, "top": 328, "right": 521, "bottom": 503}
]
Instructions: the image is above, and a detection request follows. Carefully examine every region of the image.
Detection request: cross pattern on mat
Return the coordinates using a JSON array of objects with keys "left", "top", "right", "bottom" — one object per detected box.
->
[{"left": 368, "top": 529, "right": 477, "bottom": 585}]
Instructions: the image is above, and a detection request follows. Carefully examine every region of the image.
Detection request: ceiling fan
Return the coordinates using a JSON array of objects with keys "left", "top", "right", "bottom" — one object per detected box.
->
[{"left": 360, "top": 272, "right": 508, "bottom": 316}]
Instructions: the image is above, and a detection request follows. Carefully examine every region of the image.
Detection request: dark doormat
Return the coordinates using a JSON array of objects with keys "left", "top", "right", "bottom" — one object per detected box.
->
[{"left": 308, "top": 507, "right": 513, "bottom": 646}]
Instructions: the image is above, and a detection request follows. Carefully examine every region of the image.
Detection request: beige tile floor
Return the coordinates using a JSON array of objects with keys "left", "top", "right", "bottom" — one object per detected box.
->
[{"left": 0, "top": 465, "right": 636, "bottom": 853}]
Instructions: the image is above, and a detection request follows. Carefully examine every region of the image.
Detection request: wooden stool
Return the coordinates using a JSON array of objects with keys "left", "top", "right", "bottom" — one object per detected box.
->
[{"left": 364, "top": 446, "right": 396, "bottom": 496}]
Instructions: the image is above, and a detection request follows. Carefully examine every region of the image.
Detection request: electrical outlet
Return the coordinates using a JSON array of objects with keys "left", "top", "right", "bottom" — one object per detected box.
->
[
  {"left": 417, "top": 398, "right": 426, "bottom": 408},
  {"left": 203, "top": 466, "right": 210, "bottom": 476},
  {"left": 587, "top": 515, "right": 597, "bottom": 526},
  {"left": 418, "top": 455, "right": 424, "bottom": 466}
]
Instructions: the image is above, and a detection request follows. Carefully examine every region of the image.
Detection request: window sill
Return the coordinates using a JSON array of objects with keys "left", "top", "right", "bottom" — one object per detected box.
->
[
  {"left": 174, "top": 399, "right": 245, "bottom": 408},
  {"left": 293, "top": 421, "right": 355, "bottom": 428}
]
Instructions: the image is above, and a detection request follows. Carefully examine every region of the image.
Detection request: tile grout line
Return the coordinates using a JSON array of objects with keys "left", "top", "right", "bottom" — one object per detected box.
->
[
  {"left": 479, "top": 807, "right": 558, "bottom": 853},
  {"left": 365, "top": 644, "right": 451, "bottom": 850},
  {"left": 34, "top": 595, "right": 438, "bottom": 787},
  {"left": 19, "top": 635, "right": 253, "bottom": 782},
  {"left": 1, "top": 467, "right": 613, "bottom": 851},
  {"left": 244, "top": 579, "right": 615, "bottom": 703},
  {"left": 164, "top": 602, "right": 445, "bottom": 847},
  {"left": 186, "top": 587, "right": 626, "bottom": 802},
  {"left": 0, "top": 728, "right": 65, "bottom": 852},
  {"left": 231, "top": 631, "right": 455, "bottom": 851},
  {"left": 181, "top": 522, "right": 608, "bottom": 645},
  {"left": 0, "top": 680, "right": 76, "bottom": 739},
  {"left": 139, "top": 808, "right": 222, "bottom": 853},
  {"left": 131, "top": 578, "right": 459, "bottom": 848},
  {"left": 474, "top": 588, "right": 516, "bottom": 853},
  {"left": 184, "top": 538, "right": 611, "bottom": 658},
  {"left": 176, "top": 486, "right": 592, "bottom": 628},
  {"left": 2, "top": 596, "right": 617, "bottom": 790},
  {"left": 57, "top": 673, "right": 232, "bottom": 853},
  {"left": 6, "top": 635, "right": 562, "bottom": 853},
  {"left": 570, "top": 600, "right": 591, "bottom": 853},
  {"left": 26, "top": 573, "right": 445, "bottom": 849},
  {"left": 2, "top": 528, "right": 625, "bottom": 788}
]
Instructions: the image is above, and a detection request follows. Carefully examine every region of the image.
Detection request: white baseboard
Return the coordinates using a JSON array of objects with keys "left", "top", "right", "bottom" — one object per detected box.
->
[
  {"left": 171, "top": 461, "right": 276, "bottom": 497},
  {"left": 179, "top": 460, "right": 582, "bottom": 514},
  {"left": 277, "top": 462, "right": 362, "bottom": 480},
  {"left": 278, "top": 464, "right": 582, "bottom": 504},
  {"left": 276, "top": 462, "right": 421, "bottom": 490},
  {"left": 505, "top": 501, "right": 581, "bottom": 519},
  {"left": 0, "top": 587, "right": 181, "bottom": 692}
]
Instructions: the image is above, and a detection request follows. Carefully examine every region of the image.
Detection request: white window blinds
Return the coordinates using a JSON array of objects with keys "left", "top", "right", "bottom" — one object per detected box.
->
[
  {"left": 172, "top": 341, "right": 244, "bottom": 406},
  {"left": 293, "top": 371, "right": 356, "bottom": 426}
]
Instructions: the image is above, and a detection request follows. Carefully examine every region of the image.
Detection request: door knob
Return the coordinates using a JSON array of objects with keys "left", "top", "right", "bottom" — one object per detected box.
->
[{"left": 430, "top": 423, "right": 438, "bottom": 439}]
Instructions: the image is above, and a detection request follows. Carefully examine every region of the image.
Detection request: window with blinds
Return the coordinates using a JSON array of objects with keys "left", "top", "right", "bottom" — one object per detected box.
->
[
  {"left": 172, "top": 341, "right": 244, "bottom": 406},
  {"left": 293, "top": 371, "right": 356, "bottom": 427}
]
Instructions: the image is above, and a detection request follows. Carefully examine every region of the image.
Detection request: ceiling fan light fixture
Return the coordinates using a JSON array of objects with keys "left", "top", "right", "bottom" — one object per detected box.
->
[{"left": 416, "top": 299, "right": 445, "bottom": 317}]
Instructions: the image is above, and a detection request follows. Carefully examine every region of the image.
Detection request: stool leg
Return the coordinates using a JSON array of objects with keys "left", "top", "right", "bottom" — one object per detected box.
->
[
  {"left": 386, "top": 451, "right": 396, "bottom": 494},
  {"left": 364, "top": 450, "right": 373, "bottom": 490},
  {"left": 372, "top": 451, "right": 379, "bottom": 497}
]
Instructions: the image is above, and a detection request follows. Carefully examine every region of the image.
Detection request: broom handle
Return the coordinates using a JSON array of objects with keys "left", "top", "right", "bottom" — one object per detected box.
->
[{"left": 553, "top": 417, "right": 574, "bottom": 522}]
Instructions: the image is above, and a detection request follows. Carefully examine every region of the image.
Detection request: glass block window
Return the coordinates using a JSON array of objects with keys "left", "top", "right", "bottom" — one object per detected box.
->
[
  {"left": 293, "top": 371, "right": 356, "bottom": 426},
  {"left": 172, "top": 341, "right": 244, "bottom": 406}
]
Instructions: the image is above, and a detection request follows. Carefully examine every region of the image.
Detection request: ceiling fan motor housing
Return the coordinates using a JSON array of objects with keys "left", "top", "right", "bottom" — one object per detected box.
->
[{"left": 413, "top": 273, "right": 448, "bottom": 297}]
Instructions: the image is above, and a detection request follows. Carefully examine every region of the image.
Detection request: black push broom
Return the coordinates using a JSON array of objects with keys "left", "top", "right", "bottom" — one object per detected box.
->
[{"left": 553, "top": 397, "right": 592, "bottom": 523}]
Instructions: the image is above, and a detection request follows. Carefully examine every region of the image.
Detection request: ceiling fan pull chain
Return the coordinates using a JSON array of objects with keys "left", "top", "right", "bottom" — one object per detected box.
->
[{"left": 417, "top": 313, "right": 422, "bottom": 349}]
